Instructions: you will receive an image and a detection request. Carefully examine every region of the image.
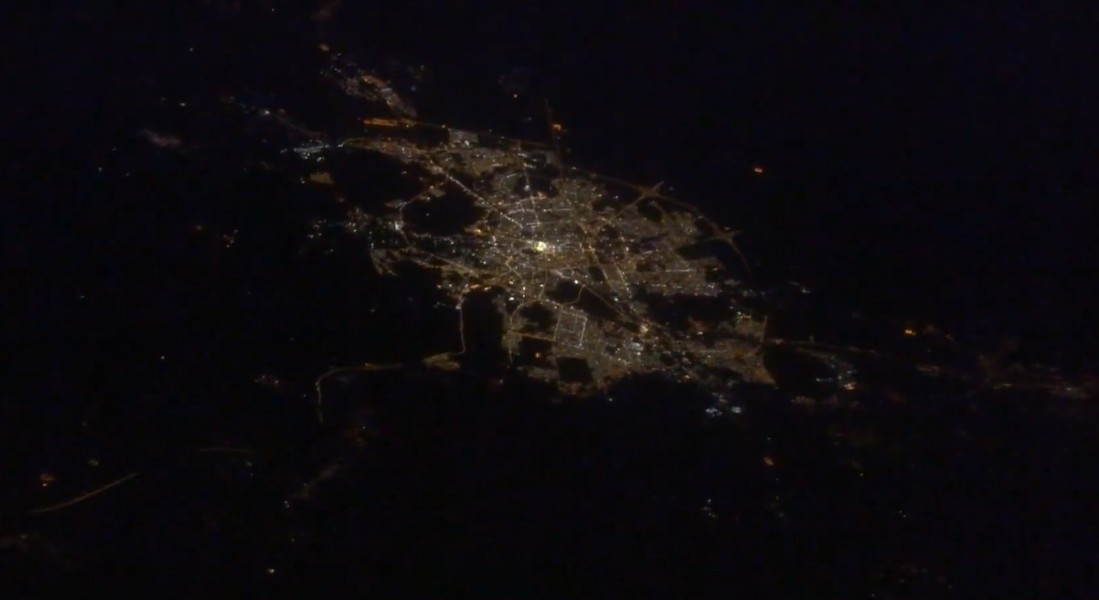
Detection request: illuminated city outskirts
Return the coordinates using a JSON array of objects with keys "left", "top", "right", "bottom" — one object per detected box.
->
[{"left": 277, "top": 56, "right": 772, "bottom": 394}]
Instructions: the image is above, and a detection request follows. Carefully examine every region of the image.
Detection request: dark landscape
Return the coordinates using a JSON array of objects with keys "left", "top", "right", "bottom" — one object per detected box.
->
[{"left": 4, "top": 3, "right": 1097, "bottom": 597}]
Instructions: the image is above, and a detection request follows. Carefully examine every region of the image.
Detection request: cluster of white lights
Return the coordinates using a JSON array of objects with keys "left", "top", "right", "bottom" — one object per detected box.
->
[{"left": 531, "top": 240, "right": 553, "bottom": 253}]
